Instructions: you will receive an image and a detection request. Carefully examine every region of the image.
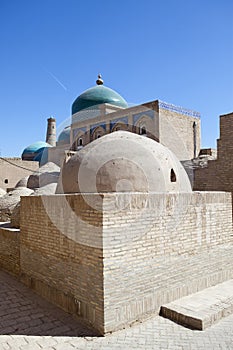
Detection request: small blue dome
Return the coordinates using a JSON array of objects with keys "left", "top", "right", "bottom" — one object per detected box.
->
[
  {"left": 22, "top": 141, "right": 52, "bottom": 161},
  {"left": 33, "top": 147, "right": 49, "bottom": 165},
  {"left": 57, "top": 126, "right": 71, "bottom": 144},
  {"left": 72, "top": 85, "right": 128, "bottom": 115}
]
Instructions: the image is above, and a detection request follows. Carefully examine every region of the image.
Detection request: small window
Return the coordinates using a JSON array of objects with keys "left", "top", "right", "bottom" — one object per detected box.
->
[
  {"left": 140, "top": 126, "right": 147, "bottom": 135},
  {"left": 97, "top": 134, "right": 101, "bottom": 139},
  {"left": 4, "top": 179, "right": 8, "bottom": 184},
  {"left": 170, "top": 169, "right": 176, "bottom": 182},
  {"left": 78, "top": 138, "right": 83, "bottom": 146}
]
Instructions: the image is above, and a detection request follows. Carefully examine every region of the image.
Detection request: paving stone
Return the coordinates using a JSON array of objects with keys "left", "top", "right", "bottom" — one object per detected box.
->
[
  {"left": 0, "top": 270, "right": 233, "bottom": 349},
  {"left": 160, "top": 279, "right": 233, "bottom": 330}
]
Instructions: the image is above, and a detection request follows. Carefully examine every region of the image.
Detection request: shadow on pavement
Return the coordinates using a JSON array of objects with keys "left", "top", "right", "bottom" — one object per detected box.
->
[{"left": 0, "top": 270, "right": 100, "bottom": 337}]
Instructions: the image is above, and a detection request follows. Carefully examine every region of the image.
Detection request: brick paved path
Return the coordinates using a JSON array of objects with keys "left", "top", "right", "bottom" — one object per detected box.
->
[{"left": 0, "top": 270, "right": 233, "bottom": 349}]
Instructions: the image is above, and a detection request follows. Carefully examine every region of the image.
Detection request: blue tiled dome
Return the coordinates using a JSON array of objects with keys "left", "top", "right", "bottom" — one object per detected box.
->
[
  {"left": 22, "top": 141, "right": 51, "bottom": 161},
  {"left": 72, "top": 82, "right": 127, "bottom": 115},
  {"left": 57, "top": 126, "right": 71, "bottom": 144}
]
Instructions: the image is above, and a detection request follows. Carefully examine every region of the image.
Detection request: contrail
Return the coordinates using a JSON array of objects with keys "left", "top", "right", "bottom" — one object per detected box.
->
[
  {"left": 42, "top": 66, "right": 68, "bottom": 91},
  {"left": 47, "top": 70, "right": 67, "bottom": 91}
]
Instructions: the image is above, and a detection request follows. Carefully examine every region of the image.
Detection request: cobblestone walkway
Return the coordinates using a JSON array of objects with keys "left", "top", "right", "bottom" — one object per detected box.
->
[{"left": 0, "top": 270, "right": 233, "bottom": 350}]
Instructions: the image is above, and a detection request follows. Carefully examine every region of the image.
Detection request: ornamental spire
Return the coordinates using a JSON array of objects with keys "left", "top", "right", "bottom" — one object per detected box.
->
[{"left": 96, "top": 73, "right": 104, "bottom": 85}]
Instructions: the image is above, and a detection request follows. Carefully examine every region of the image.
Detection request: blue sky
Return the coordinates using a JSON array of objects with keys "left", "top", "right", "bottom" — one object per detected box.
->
[{"left": 0, "top": 0, "right": 232, "bottom": 157}]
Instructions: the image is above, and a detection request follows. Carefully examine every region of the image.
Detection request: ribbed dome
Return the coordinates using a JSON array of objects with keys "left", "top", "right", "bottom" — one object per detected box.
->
[
  {"left": 72, "top": 85, "right": 128, "bottom": 115},
  {"left": 57, "top": 126, "right": 71, "bottom": 144}
]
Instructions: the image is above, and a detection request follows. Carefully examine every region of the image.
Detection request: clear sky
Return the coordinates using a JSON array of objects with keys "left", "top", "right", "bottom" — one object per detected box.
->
[{"left": 0, "top": 0, "right": 232, "bottom": 157}]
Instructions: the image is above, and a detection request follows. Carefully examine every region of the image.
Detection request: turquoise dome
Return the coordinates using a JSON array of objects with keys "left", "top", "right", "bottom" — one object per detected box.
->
[
  {"left": 72, "top": 85, "right": 128, "bottom": 115},
  {"left": 57, "top": 126, "right": 71, "bottom": 143},
  {"left": 22, "top": 141, "right": 52, "bottom": 161},
  {"left": 33, "top": 147, "right": 49, "bottom": 165}
]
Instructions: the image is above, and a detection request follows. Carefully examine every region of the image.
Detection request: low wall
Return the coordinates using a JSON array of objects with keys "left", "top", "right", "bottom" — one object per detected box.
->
[
  {"left": 20, "top": 195, "right": 104, "bottom": 334},
  {"left": 0, "top": 223, "right": 20, "bottom": 275},
  {"left": 19, "top": 192, "right": 233, "bottom": 334},
  {"left": 102, "top": 191, "right": 233, "bottom": 332}
]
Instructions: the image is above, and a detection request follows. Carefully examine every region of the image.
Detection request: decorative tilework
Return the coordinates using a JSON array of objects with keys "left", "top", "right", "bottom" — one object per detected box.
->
[
  {"left": 133, "top": 110, "right": 154, "bottom": 125},
  {"left": 72, "top": 107, "right": 100, "bottom": 124},
  {"left": 73, "top": 127, "right": 87, "bottom": 139},
  {"left": 158, "top": 100, "right": 200, "bottom": 118},
  {"left": 110, "top": 116, "right": 128, "bottom": 131},
  {"left": 90, "top": 122, "right": 106, "bottom": 135}
]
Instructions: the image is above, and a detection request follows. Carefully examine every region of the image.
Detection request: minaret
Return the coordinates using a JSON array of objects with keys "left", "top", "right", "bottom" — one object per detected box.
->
[{"left": 46, "top": 117, "right": 56, "bottom": 146}]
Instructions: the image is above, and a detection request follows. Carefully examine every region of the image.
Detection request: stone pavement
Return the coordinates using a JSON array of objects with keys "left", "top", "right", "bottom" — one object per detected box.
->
[
  {"left": 0, "top": 270, "right": 233, "bottom": 350},
  {"left": 161, "top": 279, "right": 233, "bottom": 330}
]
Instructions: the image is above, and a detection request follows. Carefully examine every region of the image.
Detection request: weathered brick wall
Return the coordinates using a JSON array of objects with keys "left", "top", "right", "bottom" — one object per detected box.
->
[
  {"left": 0, "top": 224, "right": 20, "bottom": 275},
  {"left": 102, "top": 192, "right": 232, "bottom": 332},
  {"left": 19, "top": 192, "right": 232, "bottom": 334},
  {"left": 20, "top": 194, "right": 104, "bottom": 334},
  {"left": 194, "top": 113, "right": 233, "bottom": 192},
  {"left": 159, "top": 108, "right": 201, "bottom": 161},
  {"left": 0, "top": 158, "right": 39, "bottom": 190}
]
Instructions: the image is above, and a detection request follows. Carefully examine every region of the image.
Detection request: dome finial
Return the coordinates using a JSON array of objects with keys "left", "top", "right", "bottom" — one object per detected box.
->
[{"left": 96, "top": 73, "right": 104, "bottom": 85}]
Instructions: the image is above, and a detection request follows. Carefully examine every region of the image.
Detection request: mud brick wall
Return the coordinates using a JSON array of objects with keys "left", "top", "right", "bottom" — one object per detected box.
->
[
  {"left": 20, "top": 194, "right": 104, "bottom": 334},
  {"left": 0, "top": 225, "right": 20, "bottom": 275}
]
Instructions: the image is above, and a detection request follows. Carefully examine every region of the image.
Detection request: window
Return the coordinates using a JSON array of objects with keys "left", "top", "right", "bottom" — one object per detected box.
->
[
  {"left": 140, "top": 126, "right": 147, "bottom": 135},
  {"left": 170, "top": 169, "right": 176, "bottom": 182},
  {"left": 78, "top": 138, "right": 83, "bottom": 146},
  {"left": 4, "top": 179, "right": 8, "bottom": 184}
]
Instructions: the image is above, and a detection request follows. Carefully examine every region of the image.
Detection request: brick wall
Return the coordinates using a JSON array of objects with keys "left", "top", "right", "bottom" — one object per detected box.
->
[
  {"left": 19, "top": 192, "right": 232, "bottom": 334},
  {"left": 102, "top": 192, "right": 232, "bottom": 332},
  {"left": 0, "top": 158, "right": 39, "bottom": 190},
  {"left": 194, "top": 113, "right": 233, "bottom": 192},
  {"left": 0, "top": 224, "right": 20, "bottom": 275},
  {"left": 20, "top": 194, "right": 104, "bottom": 334},
  {"left": 70, "top": 101, "right": 199, "bottom": 162},
  {"left": 159, "top": 108, "right": 201, "bottom": 161}
]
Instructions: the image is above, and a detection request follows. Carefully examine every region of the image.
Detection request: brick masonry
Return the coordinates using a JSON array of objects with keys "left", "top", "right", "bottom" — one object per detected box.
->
[
  {"left": 102, "top": 192, "right": 232, "bottom": 332},
  {"left": 16, "top": 191, "right": 233, "bottom": 334},
  {"left": 159, "top": 107, "right": 201, "bottom": 161},
  {"left": 0, "top": 224, "right": 20, "bottom": 275},
  {"left": 20, "top": 194, "right": 104, "bottom": 334},
  {"left": 66, "top": 100, "right": 200, "bottom": 162},
  {"left": 0, "top": 158, "right": 39, "bottom": 191},
  {"left": 194, "top": 112, "right": 233, "bottom": 192}
]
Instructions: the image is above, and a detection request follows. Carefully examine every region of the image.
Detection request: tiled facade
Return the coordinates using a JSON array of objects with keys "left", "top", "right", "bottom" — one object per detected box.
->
[
  {"left": 70, "top": 100, "right": 200, "bottom": 161},
  {"left": 49, "top": 100, "right": 200, "bottom": 166}
]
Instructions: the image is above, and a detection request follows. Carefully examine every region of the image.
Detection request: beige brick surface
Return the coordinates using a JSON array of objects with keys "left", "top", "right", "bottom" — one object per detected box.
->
[
  {"left": 18, "top": 192, "right": 232, "bottom": 334},
  {"left": 0, "top": 223, "right": 20, "bottom": 275},
  {"left": 194, "top": 113, "right": 233, "bottom": 193}
]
